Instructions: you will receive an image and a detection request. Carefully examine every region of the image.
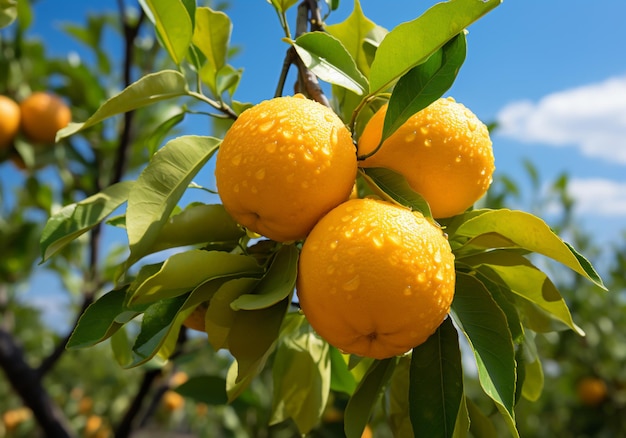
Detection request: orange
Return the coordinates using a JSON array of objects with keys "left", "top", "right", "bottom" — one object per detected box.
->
[
  {"left": 358, "top": 97, "right": 494, "bottom": 218},
  {"left": 182, "top": 302, "right": 209, "bottom": 332},
  {"left": 215, "top": 94, "right": 357, "bottom": 242},
  {"left": 576, "top": 377, "right": 607, "bottom": 407},
  {"left": 297, "top": 198, "right": 456, "bottom": 359},
  {"left": 2, "top": 407, "right": 32, "bottom": 432},
  {"left": 19, "top": 91, "right": 71, "bottom": 144},
  {"left": 162, "top": 390, "right": 185, "bottom": 411},
  {"left": 0, "top": 95, "right": 21, "bottom": 149}
]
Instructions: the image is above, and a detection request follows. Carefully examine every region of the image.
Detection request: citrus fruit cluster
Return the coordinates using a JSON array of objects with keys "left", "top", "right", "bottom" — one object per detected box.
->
[
  {"left": 0, "top": 92, "right": 72, "bottom": 151},
  {"left": 211, "top": 94, "right": 495, "bottom": 359}
]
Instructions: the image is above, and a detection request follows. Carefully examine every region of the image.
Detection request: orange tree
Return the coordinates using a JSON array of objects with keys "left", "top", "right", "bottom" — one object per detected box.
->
[{"left": 2, "top": 0, "right": 609, "bottom": 437}]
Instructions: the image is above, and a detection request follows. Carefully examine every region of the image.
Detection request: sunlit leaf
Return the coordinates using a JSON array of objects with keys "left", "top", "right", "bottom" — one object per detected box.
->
[
  {"left": 228, "top": 297, "right": 291, "bottom": 392},
  {"left": 125, "top": 136, "right": 220, "bottom": 267},
  {"left": 466, "top": 397, "right": 498, "bottom": 438},
  {"left": 520, "top": 334, "right": 544, "bottom": 402},
  {"left": 205, "top": 277, "right": 260, "bottom": 351},
  {"left": 67, "top": 287, "right": 135, "bottom": 349},
  {"left": 360, "top": 167, "right": 432, "bottom": 219},
  {"left": 382, "top": 32, "right": 466, "bottom": 143},
  {"left": 452, "top": 273, "right": 517, "bottom": 433},
  {"left": 369, "top": 0, "right": 501, "bottom": 93},
  {"left": 128, "top": 249, "right": 263, "bottom": 305},
  {"left": 231, "top": 244, "right": 298, "bottom": 310},
  {"left": 0, "top": 0, "right": 17, "bottom": 28},
  {"left": 344, "top": 358, "right": 396, "bottom": 438},
  {"left": 329, "top": 347, "right": 357, "bottom": 395},
  {"left": 459, "top": 250, "right": 584, "bottom": 335},
  {"left": 57, "top": 70, "right": 189, "bottom": 140},
  {"left": 454, "top": 209, "right": 605, "bottom": 289},
  {"left": 40, "top": 181, "right": 134, "bottom": 262},
  {"left": 292, "top": 31, "right": 368, "bottom": 95},
  {"left": 139, "top": 0, "right": 194, "bottom": 65},
  {"left": 410, "top": 317, "right": 465, "bottom": 438},
  {"left": 149, "top": 203, "right": 244, "bottom": 255},
  {"left": 325, "top": 0, "right": 378, "bottom": 76},
  {"left": 270, "top": 314, "right": 331, "bottom": 435},
  {"left": 193, "top": 7, "right": 231, "bottom": 95},
  {"left": 268, "top": 0, "right": 299, "bottom": 13},
  {"left": 110, "top": 325, "right": 133, "bottom": 367}
]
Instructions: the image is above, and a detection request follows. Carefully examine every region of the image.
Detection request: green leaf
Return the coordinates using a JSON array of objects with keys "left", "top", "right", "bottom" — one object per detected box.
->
[
  {"left": 466, "top": 397, "right": 498, "bottom": 438},
  {"left": 230, "top": 244, "right": 298, "bottom": 310},
  {"left": 125, "top": 135, "right": 220, "bottom": 267},
  {"left": 268, "top": 0, "right": 299, "bottom": 13},
  {"left": 175, "top": 375, "right": 228, "bottom": 405},
  {"left": 130, "top": 294, "right": 188, "bottom": 367},
  {"left": 57, "top": 70, "right": 189, "bottom": 140},
  {"left": 149, "top": 203, "right": 244, "bottom": 255},
  {"left": 459, "top": 250, "right": 584, "bottom": 335},
  {"left": 110, "top": 326, "right": 133, "bottom": 367},
  {"left": 228, "top": 297, "right": 291, "bottom": 392},
  {"left": 409, "top": 317, "right": 465, "bottom": 438},
  {"left": 520, "top": 335, "right": 544, "bottom": 402},
  {"left": 325, "top": 0, "right": 378, "bottom": 76},
  {"left": 292, "top": 32, "right": 368, "bottom": 95},
  {"left": 388, "top": 357, "right": 414, "bottom": 438},
  {"left": 40, "top": 181, "right": 134, "bottom": 262},
  {"left": 454, "top": 209, "right": 605, "bottom": 289},
  {"left": 128, "top": 249, "right": 263, "bottom": 305},
  {"left": 0, "top": 0, "right": 17, "bottom": 28},
  {"left": 145, "top": 111, "right": 186, "bottom": 157},
  {"left": 360, "top": 168, "right": 432, "bottom": 219},
  {"left": 192, "top": 7, "right": 231, "bottom": 96},
  {"left": 382, "top": 32, "right": 466, "bottom": 143},
  {"left": 451, "top": 273, "right": 517, "bottom": 432},
  {"left": 368, "top": 0, "right": 501, "bottom": 93},
  {"left": 139, "top": 0, "right": 194, "bottom": 65},
  {"left": 205, "top": 277, "right": 260, "bottom": 351},
  {"left": 270, "top": 314, "right": 331, "bottom": 435},
  {"left": 344, "top": 358, "right": 396, "bottom": 438},
  {"left": 67, "top": 287, "right": 135, "bottom": 349},
  {"left": 329, "top": 347, "right": 357, "bottom": 395}
]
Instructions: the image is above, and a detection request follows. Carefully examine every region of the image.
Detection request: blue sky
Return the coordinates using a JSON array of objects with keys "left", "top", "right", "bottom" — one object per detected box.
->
[{"left": 3, "top": 0, "right": 626, "bottom": 328}]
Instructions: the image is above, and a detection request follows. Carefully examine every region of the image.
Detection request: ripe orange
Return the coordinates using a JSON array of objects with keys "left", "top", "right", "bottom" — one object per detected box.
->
[
  {"left": 358, "top": 97, "right": 494, "bottom": 218},
  {"left": 182, "top": 302, "right": 209, "bottom": 332},
  {"left": 297, "top": 198, "right": 456, "bottom": 359},
  {"left": 19, "top": 91, "right": 71, "bottom": 144},
  {"left": 576, "top": 377, "right": 607, "bottom": 407},
  {"left": 0, "top": 95, "right": 21, "bottom": 149},
  {"left": 215, "top": 94, "right": 357, "bottom": 242},
  {"left": 2, "top": 407, "right": 32, "bottom": 432},
  {"left": 162, "top": 390, "right": 185, "bottom": 411}
]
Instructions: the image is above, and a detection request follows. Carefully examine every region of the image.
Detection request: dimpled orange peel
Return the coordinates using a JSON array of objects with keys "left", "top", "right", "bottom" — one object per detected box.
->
[
  {"left": 215, "top": 94, "right": 357, "bottom": 242},
  {"left": 297, "top": 197, "right": 456, "bottom": 359}
]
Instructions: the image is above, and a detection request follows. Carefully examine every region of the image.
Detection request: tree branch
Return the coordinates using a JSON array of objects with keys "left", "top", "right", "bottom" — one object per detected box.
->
[{"left": 0, "top": 325, "right": 75, "bottom": 438}]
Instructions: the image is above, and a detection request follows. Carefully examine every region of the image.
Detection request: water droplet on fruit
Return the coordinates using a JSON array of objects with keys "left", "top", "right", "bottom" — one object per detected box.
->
[
  {"left": 372, "top": 234, "right": 384, "bottom": 248},
  {"left": 467, "top": 119, "right": 477, "bottom": 131},
  {"left": 233, "top": 184, "right": 240, "bottom": 193},
  {"left": 329, "top": 126, "right": 338, "bottom": 147},
  {"left": 424, "top": 139, "right": 432, "bottom": 147},
  {"left": 344, "top": 229, "right": 353, "bottom": 239},
  {"left": 266, "top": 142, "right": 277, "bottom": 153},
  {"left": 343, "top": 275, "right": 360, "bottom": 291},
  {"left": 403, "top": 287, "right": 412, "bottom": 296},
  {"left": 420, "top": 126, "right": 429, "bottom": 135},
  {"left": 405, "top": 132, "right": 416, "bottom": 142},
  {"left": 282, "top": 130, "right": 293, "bottom": 140},
  {"left": 231, "top": 154, "right": 242, "bottom": 166},
  {"left": 435, "top": 270, "right": 445, "bottom": 281},
  {"left": 434, "top": 250, "right": 442, "bottom": 263},
  {"left": 417, "top": 272, "right": 427, "bottom": 283},
  {"left": 455, "top": 155, "right": 462, "bottom": 163},
  {"left": 255, "top": 169, "right": 265, "bottom": 180},
  {"left": 326, "top": 265, "right": 336, "bottom": 275},
  {"left": 259, "top": 119, "right": 275, "bottom": 132}
]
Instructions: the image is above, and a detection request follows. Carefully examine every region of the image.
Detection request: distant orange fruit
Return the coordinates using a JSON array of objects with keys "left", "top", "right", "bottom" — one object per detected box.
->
[
  {"left": 576, "top": 377, "right": 607, "bottom": 407},
  {"left": 183, "top": 302, "right": 209, "bottom": 332},
  {"left": 0, "top": 95, "right": 21, "bottom": 149},
  {"left": 19, "top": 92, "right": 71, "bottom": 144},
  {"left": 358, "top": 97, "right": 494, "bottom": 218},
  {"left": 162, "top": 390, "right": 185, "bottom": 412},
  {"left": 215, "top": 94, "right": 357, "bottom": 242},
  {"left": 297, "top": 198, "right": 456, "bottom": 359}
]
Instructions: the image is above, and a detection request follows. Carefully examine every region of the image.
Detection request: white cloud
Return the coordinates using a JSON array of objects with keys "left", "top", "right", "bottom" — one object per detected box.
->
[
  {"left": 497, "top": 75, "right": 626, "bottom": 163},
  {"left": 568, "top": 178, "right": 626, "bottom": 217}
]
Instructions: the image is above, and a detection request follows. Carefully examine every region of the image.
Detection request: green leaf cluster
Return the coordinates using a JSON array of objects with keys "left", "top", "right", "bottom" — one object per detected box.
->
[{"left": 38, "top": 0, "right": 609, "bottom": 436}]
